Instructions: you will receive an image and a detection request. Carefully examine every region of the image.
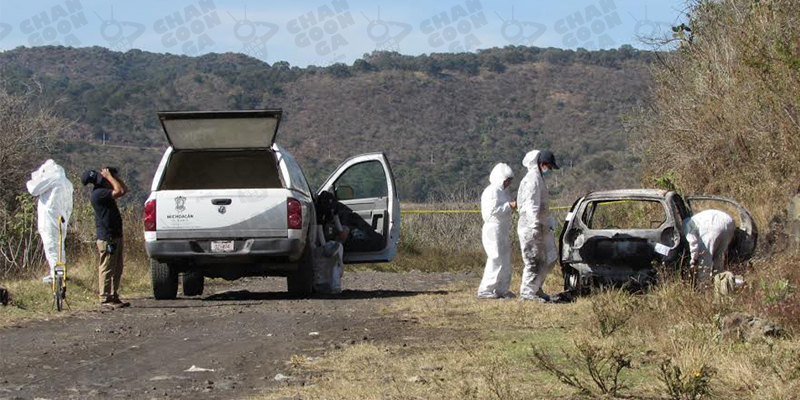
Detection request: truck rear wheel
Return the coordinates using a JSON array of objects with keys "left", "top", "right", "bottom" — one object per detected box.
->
[
  {"left": 287, "top": 239, "right": 314, "bottom": 297},
  {"left": 151, "top": 259, "right": 178, "bottom": 300},
  {"left": 182, "top": 270, "right": 204, "bottom": 296}
]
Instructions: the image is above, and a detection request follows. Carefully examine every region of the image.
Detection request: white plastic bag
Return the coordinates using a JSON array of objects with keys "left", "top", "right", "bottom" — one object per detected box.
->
[{"left": 26, "top": 160, "right": 73, "bottom": 277}]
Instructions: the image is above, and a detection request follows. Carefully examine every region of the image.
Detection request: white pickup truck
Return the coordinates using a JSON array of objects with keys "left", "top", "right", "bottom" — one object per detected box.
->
[{"left": 143, "top": 110, "right": 400, "bottom": 299}]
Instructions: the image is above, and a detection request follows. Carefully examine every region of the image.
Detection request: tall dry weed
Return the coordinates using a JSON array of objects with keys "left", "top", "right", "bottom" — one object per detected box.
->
[{"left": 634, "top": 0, "right": 800, "bottom": 228}]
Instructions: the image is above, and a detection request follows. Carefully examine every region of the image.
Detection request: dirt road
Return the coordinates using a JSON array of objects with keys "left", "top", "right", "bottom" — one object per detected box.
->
[{"left": 0, "top": 271, "right": 467, "bottom": 399}]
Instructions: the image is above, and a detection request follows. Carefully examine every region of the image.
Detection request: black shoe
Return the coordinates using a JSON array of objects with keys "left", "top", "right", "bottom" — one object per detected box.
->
[{"left": 110, "top": 296, "right": 131, "bottom": 308}]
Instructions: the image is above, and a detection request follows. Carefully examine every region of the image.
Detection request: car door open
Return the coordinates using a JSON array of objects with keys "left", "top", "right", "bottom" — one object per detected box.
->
[
  {"left": 685, "top": 195, "right": 758, "bottom": 262},
  {"left": 318, "top": 153, "right": 400, "bottom": 263}
]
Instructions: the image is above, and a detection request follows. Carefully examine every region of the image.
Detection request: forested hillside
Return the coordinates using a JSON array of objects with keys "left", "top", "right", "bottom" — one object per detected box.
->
[{"left": 0, "top": 45, "right": 653, "bottom": 204}]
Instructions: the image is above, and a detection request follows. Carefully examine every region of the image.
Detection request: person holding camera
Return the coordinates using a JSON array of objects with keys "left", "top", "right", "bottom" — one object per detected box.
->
[{"left": 81, "top": 168, "right": 129, "bottom": 308}]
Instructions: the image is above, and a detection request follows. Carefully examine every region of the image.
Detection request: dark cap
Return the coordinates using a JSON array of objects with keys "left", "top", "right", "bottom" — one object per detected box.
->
[
  {"left": 81, "top": 169, "right": 100, "bottom": 186},
  {"left": 539, "top": 151, "right": 560, "bottom": 169}
]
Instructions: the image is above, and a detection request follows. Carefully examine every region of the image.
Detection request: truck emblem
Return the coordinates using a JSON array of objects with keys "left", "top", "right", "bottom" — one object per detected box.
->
[
  {"left": 175, "top": 196, "right": 186, "bottom": 212},
  {"left": 218, "top": 206, "right": 227, "bottom": 214}
]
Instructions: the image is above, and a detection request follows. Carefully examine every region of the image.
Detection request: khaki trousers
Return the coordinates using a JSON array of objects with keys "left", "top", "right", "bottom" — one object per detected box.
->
[{"left": 97, "top": 237, "right": 124, "bottom": 300}]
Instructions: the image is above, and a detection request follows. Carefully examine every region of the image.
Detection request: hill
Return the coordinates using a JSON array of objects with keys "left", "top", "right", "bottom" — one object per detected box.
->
[{"left": 0, "top": 45, "right": 653, "bottom": 205}]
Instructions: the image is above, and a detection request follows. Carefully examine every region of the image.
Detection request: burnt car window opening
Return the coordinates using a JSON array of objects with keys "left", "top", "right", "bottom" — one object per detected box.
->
[
  {"left": 686, "top": 199, "right": 744, "bottom": 226},
  {"left": 583, "top": 200, "right": 668, "bottom": 230}
]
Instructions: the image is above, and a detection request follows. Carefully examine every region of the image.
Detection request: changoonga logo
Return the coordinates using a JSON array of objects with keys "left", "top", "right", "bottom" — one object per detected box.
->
[
  {"left": 420, "top": 0, "right": 487, "bottom": 52},
  {"left": 554, "top": 0, "right": 622, "bottom": 49},
  {"left": 95, "top": 6, "right": 146, "bottom": 51},
  {"left": 229, "top": 7, "right": 279, "bottom": 61},
  {"left": 496, "top": 7, "right": 546, "bottom": 46},
  {"left": 362, "top": 7, "right": 412, "bottom": 53},
  {"left": 0, "top": 22, "right": 12, "bottom": 42},
  {"left": 286, "top": 0, "right": 355, "bottom": 56},
  {"left": 629, "top": 6, "right": 674, "bottom": 39},
  {"left": 175, "top": 196, "right": 187, "bottom": 212},
  {"left": 19, "top": 0, "right": 88, "bottom": 46},
  {"left": 153, "top": 0, "right": 221, "bottom": 55}
]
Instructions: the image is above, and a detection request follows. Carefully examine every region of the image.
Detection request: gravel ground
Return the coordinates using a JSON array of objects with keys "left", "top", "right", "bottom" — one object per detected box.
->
[{"left": 0, "top": 271, "right": 471, "bottom": 399}]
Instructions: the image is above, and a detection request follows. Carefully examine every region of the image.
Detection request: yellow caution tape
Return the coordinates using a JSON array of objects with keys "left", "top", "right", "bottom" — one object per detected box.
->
[
  {"left": 401, "top": 210, "right": 480, "bottom": 214},
  {"left": 400, "top": 200, "right": 633, "bottom": 214},
  {"left": 402, "top": 206, "right": 569, "bottom": 214}
]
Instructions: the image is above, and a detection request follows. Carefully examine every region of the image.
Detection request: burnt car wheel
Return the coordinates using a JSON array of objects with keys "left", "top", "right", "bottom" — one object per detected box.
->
[{"left": 563, "top": 266, "right": 581, "bottom": 292}]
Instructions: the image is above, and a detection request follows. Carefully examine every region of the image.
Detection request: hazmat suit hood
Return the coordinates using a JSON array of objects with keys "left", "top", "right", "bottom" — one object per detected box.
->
[
  {"left": 522, "top": 150, "right": 541, "bottom": 171},
  {"left": 488, "top": 163, "right": 514, "bottom": 188},
  {"left": 26, "top": 160, "right": 73, "bottom": 276}
]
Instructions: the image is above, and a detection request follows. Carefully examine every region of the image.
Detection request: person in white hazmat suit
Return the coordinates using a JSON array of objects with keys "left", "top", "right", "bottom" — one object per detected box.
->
[
  {"left": 477, "top": 163, "right": 517, "bottom": 299},
  {"left": 26, "top": 160, "right": 74, "bottom": 280},
  {"left": 682, "top": 209, "right": 736, "bottom": 282},
  {"left": 517, "top": 150, "right": 560, "bottom": 302}
]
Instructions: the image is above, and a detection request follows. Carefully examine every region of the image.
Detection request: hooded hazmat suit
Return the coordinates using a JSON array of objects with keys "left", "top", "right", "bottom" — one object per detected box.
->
[
  {"left": 517, "top": 150, "right": 558, "bottom": 299},
  {"left": 26, "top": 160, "right": 74, "bottom": 277},
  {"left": 682, "top": 209, "right": 736, "bottom": 281},
  {"left": 477, "top": 163, "right": 515, "bottom": 298}
]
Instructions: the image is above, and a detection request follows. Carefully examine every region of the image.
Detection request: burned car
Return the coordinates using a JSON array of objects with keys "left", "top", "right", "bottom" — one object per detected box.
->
[{"left": 559, "top": 189, "right": 757, "bottom": 290}]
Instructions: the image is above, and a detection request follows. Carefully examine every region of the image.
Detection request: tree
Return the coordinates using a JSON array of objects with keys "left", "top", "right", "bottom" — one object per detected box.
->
[{"left": 0, "top": 85, "right": 71, "bottom": 210}]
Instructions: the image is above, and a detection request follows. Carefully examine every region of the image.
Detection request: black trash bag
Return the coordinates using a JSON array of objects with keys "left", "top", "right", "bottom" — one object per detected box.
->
[
  {"left": 0, "top": 287, "right": 9, "bottom": 306},
  {"left": 549, "top": 289, "right": 580, "bottom": 304}
]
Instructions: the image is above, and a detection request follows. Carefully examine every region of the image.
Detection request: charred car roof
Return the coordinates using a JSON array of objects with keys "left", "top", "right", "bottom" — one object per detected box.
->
[{"left": 583, "top": 189, "right": 670, "bottom": 200}]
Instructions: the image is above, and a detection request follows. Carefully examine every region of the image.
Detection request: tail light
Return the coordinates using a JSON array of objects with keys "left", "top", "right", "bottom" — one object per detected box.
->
[
  {"left": 287, "top": 198, "right": 302, "bottom": 229},
  {"left": 143, "top": 199, "right": 157, "bottom": 231}
]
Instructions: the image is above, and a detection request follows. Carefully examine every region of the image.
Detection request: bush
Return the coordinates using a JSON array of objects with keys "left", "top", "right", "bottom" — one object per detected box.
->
[
  {"left": 590, "top": 289, "right": 638, "bottom": 337},
  {"left": 0, "top": 195, "right": 44, "bottom": 278},
  {"left": 659, "top": 358, "right": 715, "bottom": 400},
  {"left": 530, "top": 340, "right": 632, "bottom": 397}
]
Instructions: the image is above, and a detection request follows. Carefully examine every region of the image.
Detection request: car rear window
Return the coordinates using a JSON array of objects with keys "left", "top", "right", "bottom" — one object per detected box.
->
[
  {"left": 582, "top": 200, "right": 667, "bottom": 230},
  {"left": 158, "top": 150, "right": 283, "bottom": 190}
]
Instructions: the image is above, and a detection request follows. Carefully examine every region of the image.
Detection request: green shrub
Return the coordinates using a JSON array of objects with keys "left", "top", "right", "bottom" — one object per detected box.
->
[{"left": 659, "top": 358, "right": 715, "bottom": 400}]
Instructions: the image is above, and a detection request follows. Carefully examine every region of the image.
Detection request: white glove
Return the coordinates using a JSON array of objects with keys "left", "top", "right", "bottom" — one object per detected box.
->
[{"left": 547, "top": 216, "right": 557, "bottom": 231}]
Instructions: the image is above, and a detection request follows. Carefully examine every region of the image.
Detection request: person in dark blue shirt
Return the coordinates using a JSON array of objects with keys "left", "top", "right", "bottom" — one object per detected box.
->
[{"left": 81, "top": 168, "right": 129, "bottom": 307}]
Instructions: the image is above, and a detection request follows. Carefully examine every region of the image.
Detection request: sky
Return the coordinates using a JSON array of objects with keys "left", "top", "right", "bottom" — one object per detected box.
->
[{"left": 0, "top": 0, "right": 688, "bottom": 67}]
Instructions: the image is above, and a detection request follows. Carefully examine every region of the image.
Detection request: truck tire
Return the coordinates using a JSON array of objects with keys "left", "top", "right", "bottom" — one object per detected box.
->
[
  {"left": 182, "top": 270, "right": 204, "bottom": 296},
  {"left": 151, "top": 259, "right": 178, "bottom": 300},
  {"left": 287, "top": 239, "right": 314, "bottom": 297}
]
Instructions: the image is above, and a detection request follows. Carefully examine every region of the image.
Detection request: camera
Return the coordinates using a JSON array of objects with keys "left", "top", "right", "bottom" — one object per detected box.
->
[
  {"left": 106, "top": 167, "right": 119, "bottom": 176},
  {"left": 106, "top": 240, "right": 117, "bottom": 255}
]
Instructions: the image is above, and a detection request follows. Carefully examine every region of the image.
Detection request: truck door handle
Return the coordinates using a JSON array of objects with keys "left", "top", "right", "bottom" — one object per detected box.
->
[
  {"left": 372, "top": 214, "right": 383, "bottom": 230},
  {"left": 212, "top": 199, "right": 232, "bottom": 205}
]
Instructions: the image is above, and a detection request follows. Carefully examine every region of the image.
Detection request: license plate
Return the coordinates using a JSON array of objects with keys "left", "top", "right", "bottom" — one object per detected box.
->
[{"left": 210, "top": 240, "right": 235, "bottom": 253}]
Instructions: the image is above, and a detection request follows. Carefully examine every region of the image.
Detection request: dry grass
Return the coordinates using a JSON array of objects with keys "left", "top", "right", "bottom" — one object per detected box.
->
[
  {"left": 268, "top": 262, "right": 800, "bottom": 400},
  {"left": 0, "top": 256, "right": 151, "bottom": 326},
  {"left": 0, "top": 202, "right": 151, "bottom": 326},
  {"left": 634, "top": 0, "right": 800, "bottom": 230}
]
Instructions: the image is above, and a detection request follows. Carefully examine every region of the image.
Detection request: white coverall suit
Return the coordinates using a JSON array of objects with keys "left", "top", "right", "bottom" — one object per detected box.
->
[
  {"left": 477, "top": 163, "right": 515, "bottom": 298},
  {"left": 26, "top": 160, "right": 74, "bottom": 278},
  {"left": 683, "top": 209, "right": 736, "bottom": 281},
  {"left": 517, "top": 150, "right": 558, "bottom": 299}
]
